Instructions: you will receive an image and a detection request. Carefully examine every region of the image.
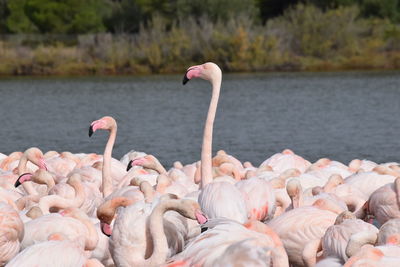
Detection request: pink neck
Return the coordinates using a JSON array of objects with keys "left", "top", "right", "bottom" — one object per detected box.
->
[
  {"left": 201, "top": 77, "right": 221, "bottom": 188},
  {"left": 17, "top": 155, "right": 38, "bottom": 195},
  {"left": 102, "top": 125, "right": 117, "bottom": 197},
  {"left": 146, "top": 200, "right": 192, "bottom": 265}
]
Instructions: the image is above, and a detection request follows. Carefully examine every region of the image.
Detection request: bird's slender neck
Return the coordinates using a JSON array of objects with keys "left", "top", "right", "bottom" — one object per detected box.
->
[
  {"left": 102, "top": 125, "right": 117, "bottom": 198},
  {"left": 74, "top": 214, "right": 98, "bottom": 251},
  {"left": 38, "top": 176, "right": 84, "bottom": 214},
  {"left": 146, "top": 200, "right": 191, "bottom": 265},
  {"left": 153, "top": 161, "right": 167, "bottom": 175},
  {"left": 17, "top": 154, "right": 38, "bottom": 195},
  {"left": 201, "top": 76, "right": 222, "bottom": 189}
]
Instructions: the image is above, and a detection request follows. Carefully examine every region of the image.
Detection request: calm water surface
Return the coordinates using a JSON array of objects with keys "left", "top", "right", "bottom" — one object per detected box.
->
[{"left": 1, "top": 71, "right": 400, "bottom": 167}]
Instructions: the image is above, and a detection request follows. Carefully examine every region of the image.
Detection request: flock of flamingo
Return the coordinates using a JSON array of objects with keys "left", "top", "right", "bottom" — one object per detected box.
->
[{"left": 1, "top": 62, "right": 400, "bottom": 267}]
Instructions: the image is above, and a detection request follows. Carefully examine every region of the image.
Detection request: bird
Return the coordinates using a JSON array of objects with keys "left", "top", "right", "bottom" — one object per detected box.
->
[
  {"left": 89, "top": 116, "right": 127, "bottom": 197},
  {"left": 99, "top": 196, "right": 206, "bottom": 266},
  {"left": 0, "top": 202, "right": 24, "bottom": 266}
]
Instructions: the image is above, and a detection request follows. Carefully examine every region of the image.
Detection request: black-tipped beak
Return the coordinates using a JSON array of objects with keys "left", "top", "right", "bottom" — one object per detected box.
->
[
  {"left": 126, "top": 160, "right": 133, "bottom": 172},
  {"left": 88, "top": 125, "right": 94, "bottom": 137},
  {"left": 101, "top": 227, "right": 111, "bottom": 237},
  {"left": 182, "top": 73, "right": 190, "bottom": 85},
  {"left": 100, "top": 222, "right": 112, "bottom": 237},
  {"left": 15, "top": 173, "right": 30, "bottom": 187},
  {"left": 14, "top": 178, "right": 21, "bottom": 188}
]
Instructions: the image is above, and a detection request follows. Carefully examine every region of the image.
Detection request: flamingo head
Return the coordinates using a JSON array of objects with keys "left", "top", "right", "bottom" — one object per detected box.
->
[
  {"left": 24, "top": 147, "right": 48, "bottom": 171},
  {"left": 126, "top": 155, "right": 158, "bottom": 171},
  {"left": 89, "top": 116, "right": 116, "bottom": 137},
  {"left": 14, "top": 173, "right": 33, "bottom": 187},
  {"left": 183, "top": 62, "right": 222, "bottom": 85},
  {"left": 97, "top": 210, "right": 114, "bottom": 237},
  {"left": 100, "top": 222, "right": 112, "bottom": 237},
  {"left": 127, "top": 157, "right": 146, "bottom": 171}
]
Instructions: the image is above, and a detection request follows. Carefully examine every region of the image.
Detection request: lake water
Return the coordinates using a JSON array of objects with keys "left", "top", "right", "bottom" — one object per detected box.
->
[{"left": 1, "top": 71, "right": 400, "bottom": 168}]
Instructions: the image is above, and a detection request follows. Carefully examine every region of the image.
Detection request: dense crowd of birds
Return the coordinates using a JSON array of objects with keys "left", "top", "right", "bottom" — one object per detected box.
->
[{"left": 0, "top": 62, "right": 400, "bottom": 267}]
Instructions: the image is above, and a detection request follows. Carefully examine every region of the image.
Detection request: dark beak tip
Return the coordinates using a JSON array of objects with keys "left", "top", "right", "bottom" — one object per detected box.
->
[
  {"left": 101, "top": 228, "right": 111, "bottom": 237},
  {"left": 126, "top": 161, "right": 133, "bottom": 172},
  {"left": 88, "top": 126, "right": 94, "bottom": 137},
  {"left": 14, "top": 180, "right": 21, "bottom": 188},
  {"left": 182, "top": 75, "right": 189, "bottom": 85}
]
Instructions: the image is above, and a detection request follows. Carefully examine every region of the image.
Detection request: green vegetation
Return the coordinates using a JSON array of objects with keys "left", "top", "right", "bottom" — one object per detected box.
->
[{"left": 0, "top": 0, "right": 399, "bottom": 75}]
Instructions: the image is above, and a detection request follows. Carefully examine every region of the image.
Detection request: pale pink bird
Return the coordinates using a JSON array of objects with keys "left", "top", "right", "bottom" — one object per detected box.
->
[
  {"left": 344, "top": 244, "right": 400, "bottom": 267},
  {"left": 0, "top": 152, "right": 23, "bottom": 171},
  {"left": 127, "top": 154, "right": 167, "bottom": 175},
  {"left": 0, "top": 202, "right": 24, "bottom": 266},
  {"left": 344, "top": 171, "right": 396, "bottom": 198},
  {"left": 89, "top": 116, "right": 127, "bottom": 197},
  {"left": 21, "top": 207, "right": 98, "bottom": 252},
  {"left": 18, "top": 173, "right": 85, "bottom": 215},
  {"left": 166, "top": 218, "right": 289, "bottom": 267},
  {"left": 6, "top": 240, "right": 103, "bottom": 267},
  {"left": 322, "top": 211, "right": 379, "bottom": 263},
  {"left": 183, "top": 62, "right": 249, "bottom": 223},
  {"left": 259, "top": 149, "right": 311, "bottom": 174},
  {"left": 317, "top": 174, "right": 368, "bottom": 215},
  {"left": 377, "top": 218, "right": 400, "bottom": 246},
  {"left": 348, "top": 159, "right": 378, "bottom": 173},
  {"left": 235, "top": 177, "right": 276, "bottom": 222},
  {"left": 367, "top": 177, "right": 400, "bottom": 226},
  {"left": 286, "top": 178, "right": 348, "bottom": 212},
  {"left": 198, "top": 181, "right": 247, "bottom": 223},
  {"left": 99, "top": 197, "right": 206, "bottom": 266},
  {"left": 15, "top": 147, "right": 48, "bottom": 196},
  {"left": 268, "top": 201, "right": 340, "bottom": 267},
  {"left": 306, "top": 158, "right": 352, "bottom": 180},
  {"left": 43, "top": 152, "right": 77, "bottom": 178}
]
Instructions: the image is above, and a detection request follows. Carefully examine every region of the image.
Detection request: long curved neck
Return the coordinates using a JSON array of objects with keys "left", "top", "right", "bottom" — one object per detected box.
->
[
  {"left": 201, "top": 77, "right": 221, "bottom": 188},
  {"left": 38, "top": 176, "right": 85, "bottom": 214},
  {"left": 17, "top": 155, "right": 38, "bottom": 195},
  {"left": 145, "top": 200, "right": 187, "bottom": 266},
  {"left": 78, "top": 215, "right": 99, "bottom": 251},
  {"left": 154, "top": 161, "right": 167, "bottom": 175},
  {"left": 102, "top": 125, "right": 117, "bottom": 198}
]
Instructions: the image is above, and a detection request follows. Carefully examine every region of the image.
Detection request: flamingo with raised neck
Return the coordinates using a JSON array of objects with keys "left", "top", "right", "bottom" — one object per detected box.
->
[
  {"left": 183, "top": 62, "right": 222, "bottom": 188},
  {"left": 89, "top": 116, "right": 117, "bottom": 198}
]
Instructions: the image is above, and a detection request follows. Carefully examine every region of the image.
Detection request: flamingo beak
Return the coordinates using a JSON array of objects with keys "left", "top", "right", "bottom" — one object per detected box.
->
[
  {"left": 14, "top": 178, "right": 22, "bottom": 187},
  {"left": 100, "top": 222, "right": 112, "bottom": 237},
  {"left": 88, "top": 125, "right": 94, "bottom": 137},
  {"left": 15, "top": 173, "right": 33, "bottom": 187},
  {"left": 182, "top": 72, "right": 190, "bottom": 85},
  {"left": 126, "top": 160, "right": 133, "bottom": 171}
]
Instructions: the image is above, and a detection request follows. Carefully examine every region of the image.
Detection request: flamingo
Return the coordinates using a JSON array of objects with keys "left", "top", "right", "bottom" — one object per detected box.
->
[
  {"left": 15, "top": 147, "right": 48, "bottom": 196},
  {"left": 99, "top": 196, "right": 206, "bottom": 266},
  {"left": 235, "top": 177, "right": 276, "bottom": 222},
  {"left": 259, "top": 149, "right": 311, "bottom": 174},
  {"left": 0, "top": 152, "right": 23, "bottom": 172},
  {"left": 367, "top": 177, "right": 400, "bottom": 226},
  {"left": 166, "top": 218, "right": 289, "bottom": 267},
  {"left": 268, "top": 200, "right": 341, "bottom": 267},
  {"left": 0, "top": 202, "right": 24, "bottom": 266},
  {"left": 182, "top": 62, "right": 221, "bottom": 189},
  {"left": 377, "top": 218, "right": 400, "bottom": 246},
  {"left": 344, "top": 244, "right": 400, "bottom": 266},
  {"left": 89, "top": 116, "right": 127, "bottom": 197},
  {"left": 322, "top": 211, "right": 379, "bottom": 263},
  {"left": 6, "top": 239, "right": 103, "bottom": 267},
  {"left": 183, "top": 62, "right": 249, "bottom": 223}
]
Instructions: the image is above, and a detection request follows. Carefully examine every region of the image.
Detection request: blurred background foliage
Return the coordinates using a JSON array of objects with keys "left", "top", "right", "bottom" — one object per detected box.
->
[{"left": 0, "top": 0, "right": 399, "bottom": 75}]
